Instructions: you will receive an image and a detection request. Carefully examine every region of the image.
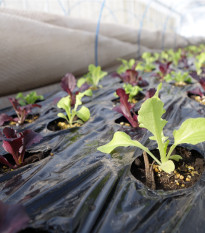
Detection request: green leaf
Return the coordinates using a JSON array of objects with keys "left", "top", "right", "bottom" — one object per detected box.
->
[
  {"left": 76, "top": 106, "right": 90, "bottom": 122},
  {"left": 77, "top": 78, "right": 87, "bottom": 88},
  {"left": 97, "top": 131, "right": 161, "bottom": 165},
  {"left": 160, "top": 160, "right": 175, "bottom": 173},
  {"left": 57, "top": 96, "right": 71, "bottom": 121},
  {"left": 173, "top": 118, "right": 205, "bottom": 145},
  {"left": 123, "top": 83, "right": 142, "bottom": 102},
  {"left": 138, "top": 83, "right": 168, "bottom": 161},
  {"left": 57, "top": 113, "right": 68, "bottom": 121},
  {"left": 169, "top": 155, "right": 182, "bottom": 162}
]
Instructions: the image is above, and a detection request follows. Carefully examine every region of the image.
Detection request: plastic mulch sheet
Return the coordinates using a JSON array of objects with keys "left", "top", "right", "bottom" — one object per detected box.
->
[{"left": 0, "top": 73, "right": 205, "bottom": 233}]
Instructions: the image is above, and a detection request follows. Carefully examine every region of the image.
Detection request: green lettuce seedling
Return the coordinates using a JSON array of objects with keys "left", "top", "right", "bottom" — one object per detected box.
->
[
  {"left": 116, "top": 58, "right": 136, "bottom": 74},
  {"left": 77, "top": 64, "right": 107, "bottom": 89},
  {"left": 57, "top": 89, "right": 92, "bottom": 126},
  {"left": 123, "top": 83, "right": 142, "bottom": 103},
  {"left": 136, "top": 52, "right": 158, "bottom": 72},
  {"left": 164, "top": 71, "right": 192, "bottom": 84},
  {"left": 195, "top": 52, "right": 205, "bottom": 75},
  {"left": 97, "top": 83, "right": 205, "bottom": 173},
  {"left": 16, "top": 91, "right": 44, "bottom": 106}
]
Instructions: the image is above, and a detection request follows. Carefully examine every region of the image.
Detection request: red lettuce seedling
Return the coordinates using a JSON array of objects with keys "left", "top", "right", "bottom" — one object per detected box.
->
[
  {"left": 0, "top": 127, "right": 43, "bottom": 168},
  {"left": 190, "top": 71, "right": 205, "bottom": 91},
  {"left": 61, "top": 73, "right": 91, "bottom": 106},
  {"left": 113, "top": 88, "right": 139, "bottom": 128},
  {"left": 188, "top": 71, "right": 205, "bottom": 98},
  {"left": 0, "top": 98, "right": 41, "bottom": 126},
  {"left": 113, "top": 69, "right": 148, "bottom": 87},
  {"left": 144, "top": 88, "right": 157, "bottom": 100}
]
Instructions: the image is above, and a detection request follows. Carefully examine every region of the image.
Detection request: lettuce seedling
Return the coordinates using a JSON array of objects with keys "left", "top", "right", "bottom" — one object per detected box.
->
[
  {"left": 57, "top": 89, "right": 92, "bottom": 127},
  {"left": 113, "top": 88, "right": 139, "bottom": 128},
  {"left": 123, "top": 83, "right": 143, "bottom": 103},
  {"left": 188, "top": 71, "right": 205, "bottom": 99},
  {"left": 61, "top": 73, "right": 91, "bottom": 106},
  {"left": 113, "top": 69, "right": 148, "bottom": 87},
  {"left": 164, "top": 71, "right": 192, "bottom": 84},
  {"left": 116, "top": 58, "right": 137, "bottom": 74},
  {"left": 98, "top": 83, "right": 205, "bottom": 173},
  {"left": 136, "top": 52, "right": 158, "bottom": 72},
  {"left": 77, "top": 64, "right": 107, "bottom": 89},
  {"left": 16, "top": 91, "right": 44, "bottom": 106},
  {"left": 195, "top": 52, "right": 205, "bottom": 75},
  {"left": 0, "top": 127, "right": 42, "bottom": 168},
  {"left": 0, "top": 98, "right": 41, "bottom": 126}
]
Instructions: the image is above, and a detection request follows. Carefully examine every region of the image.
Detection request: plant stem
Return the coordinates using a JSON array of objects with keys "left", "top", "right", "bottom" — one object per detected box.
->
[{"left": 167, "top": 144, "right": 176, "bottom": 159}]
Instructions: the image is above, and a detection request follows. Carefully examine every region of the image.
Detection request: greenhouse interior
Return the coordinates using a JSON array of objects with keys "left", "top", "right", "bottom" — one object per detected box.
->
[{"left": 1, "top": 0, "right": 205, "bottom": 233}]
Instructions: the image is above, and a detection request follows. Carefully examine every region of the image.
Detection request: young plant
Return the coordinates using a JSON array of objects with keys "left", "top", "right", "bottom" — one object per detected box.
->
[
  {"left": 116, "top": 58, "right": 136, "bottom": 74},
  {"left": 98, "top": 83, "right": 205, "bottom": 173},
  {"left": 0, "top": 98, "right": 41, "bottom": 126},
  {"left": 195, "top": 52, "right": 205, "bottom": 75},
  {"left": 188, "top": 71, "right": 205, "bottom": 101},
  {"left": 57, "top": 89, "right": 92, "bottom": 127},
  {"left": 113, "top": 88, "right": 139, "bottom": 128},
  {"left": 136, "top": 52, "right": 158, "bottom": 72},
  {"left": 0, "top": 127, "right": 42, "bottom": 168},
  {"left": 61, "top": 73, "right": 92, "bottom": 106},
  {"left": 155, "top": 61, "right": 172, "bottom": 80},
  {"left": 77, "top": 64, "right": 107, "bottom": 89},
  {"left": 167, "top": 49, "right": 181, "bottom": 66},
  {"left": 16, "top": 91, "right": 44, "bottom": 106},
  {"left": 123, "top": 83, "right": 143, "bottom": 103},
  {"left": 164, "top": 71, "right": 192, "bottom": 84},
  {"left": 114, "top": 69, "right": 148, "bottom": 87}
]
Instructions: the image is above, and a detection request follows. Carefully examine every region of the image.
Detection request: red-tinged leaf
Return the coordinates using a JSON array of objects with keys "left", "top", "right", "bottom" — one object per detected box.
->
[
  {"left": 0, "top": 200, "right": 29, "bottom": 233},
  {"left": 114, "top": 88, "right": 138, "bottom": 128},
  {"left": 188, "top": 87, "right": 204, "bottom": 97},
  {"left": 189, "top": 71, "right": 205, "bottom": 91},
  {"left": 145, "top": 88, "right": 156, "bottom": 100},
  {"left": 0, "top": 114, "right": 14, "bottom": 126},
  {"left": 159, "top": 61, "right": 172, "bottom": 75},
  {"left": 61, "top": 73, "right": 76, "bottom": 95},
  {"left": 8, "top": 98, "right": 19, "bottom": 113},
  {"left": 0, "top": 155, "right": 14, "bottom": 168},
  {"left": 1, "top": 127, "right": 42, "bottom": 166},
  {"left": 2, "top": 138, "right": 22, "bottom": 165},
  {"left": 3, "top": 127, "right": 17, "bottom": 139},
  {"left": 22, "top": 130, "right": 43, "bottom": 149}
]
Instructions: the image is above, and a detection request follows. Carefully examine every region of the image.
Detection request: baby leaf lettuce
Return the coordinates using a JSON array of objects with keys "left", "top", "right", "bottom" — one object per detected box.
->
[
  {"left": 77, "top": 64, "right": 107, "bottom": 89},
  {"left": 116, "top": 58, "right": 136, "bottom": 74},
  {"left": 113, "top": 88, "right": 138, "bottom": 128},
  {"left": 98, "top": 83, "right": 205, "bottom": 173},
  {"left": 16, "top": 91, "right": 44, "bottom": 106},
  {"left": 57, "top": 89, "right": 92, "bottom": 127},
  {"left": 164, "top": 71, "right": 192, "bottom": 84},
  {"left": 123, "top": 84, "right": 142, "bottom": 103},
  {"left": 0, "top": 98, "right": 41, "bottom": 126},
  {"left": 0, "top": 127, "right": 42, "bottom": 168}
]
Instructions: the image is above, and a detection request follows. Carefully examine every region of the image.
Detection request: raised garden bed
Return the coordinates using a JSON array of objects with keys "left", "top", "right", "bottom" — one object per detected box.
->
[{"left": 1, "top": 45, "right": 205, "bottom": 232}]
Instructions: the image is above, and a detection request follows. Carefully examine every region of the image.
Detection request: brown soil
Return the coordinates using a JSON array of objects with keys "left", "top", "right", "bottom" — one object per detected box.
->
[
  {"left": 188, "top": 94, "right": 205, "bottom": 105},
  {"left": 131, "top": 146, "right": 205, "bottom": 190},
  {"left": 47, "top": 118, "right": 81, "bottom": 131},
  {"left": 112, "top": 92, "right": 145, "bottom": 106},
  {"left": 0, "top": 149, "right": 52, "bottom": 174}
]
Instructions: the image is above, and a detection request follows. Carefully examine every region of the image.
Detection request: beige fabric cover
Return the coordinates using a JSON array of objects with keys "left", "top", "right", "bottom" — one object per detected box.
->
[{"left": 0, "top": 8, "right": 205, "bottom": 109}]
